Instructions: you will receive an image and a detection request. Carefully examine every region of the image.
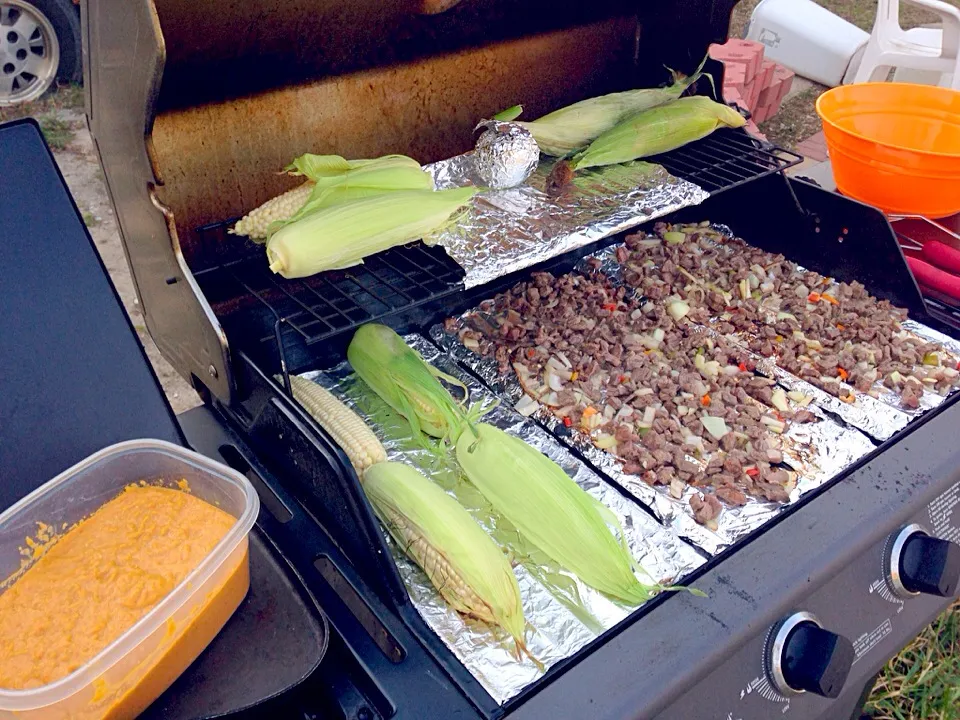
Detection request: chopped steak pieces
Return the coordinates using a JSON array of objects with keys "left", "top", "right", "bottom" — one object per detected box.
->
[
  {"left": 452, "top": 269, "right": 803, "bottom": 525},
  {"left": 618, "top": 222, "right": 960, "bottom": 407}
]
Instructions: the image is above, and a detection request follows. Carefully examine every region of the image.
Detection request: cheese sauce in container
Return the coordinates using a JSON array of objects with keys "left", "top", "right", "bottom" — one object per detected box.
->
[{"left": 0, "top": 439, "right": 259, "bottom": 719}]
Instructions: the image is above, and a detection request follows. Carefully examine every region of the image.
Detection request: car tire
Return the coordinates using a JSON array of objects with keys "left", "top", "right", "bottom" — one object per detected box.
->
[{"left": 0, "top": 0, "right": 81, "bottom": 106}]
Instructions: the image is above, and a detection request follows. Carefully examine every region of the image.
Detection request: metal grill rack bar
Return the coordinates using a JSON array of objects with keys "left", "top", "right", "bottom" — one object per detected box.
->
[
  {"left": 653, "top": 129, "right": 802, "bottom": 193},
  {"left": 193, "top": 226, "right": 465, "bottom": 372}
]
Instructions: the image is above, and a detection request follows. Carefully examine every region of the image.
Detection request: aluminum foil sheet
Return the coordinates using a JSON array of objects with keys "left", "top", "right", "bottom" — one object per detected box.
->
[
  {"left": 301, "top": 335, "right": 703, "bottom": 705},
  {"left": 432, "top": 321, "right": 876, "bottom": 555},
  {"left": 423, "top": 155, "right": 708, "bottom": 289}
]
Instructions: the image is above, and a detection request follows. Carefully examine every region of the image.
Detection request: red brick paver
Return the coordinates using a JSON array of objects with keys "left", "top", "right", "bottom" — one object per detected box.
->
[{"left": 795, "top": 131, "right": 829, "bottom": 162}]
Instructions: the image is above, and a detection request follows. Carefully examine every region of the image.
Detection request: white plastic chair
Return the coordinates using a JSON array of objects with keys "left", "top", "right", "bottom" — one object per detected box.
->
[{"left": 853, "top": 0, "right": 960, "bottom": 89}]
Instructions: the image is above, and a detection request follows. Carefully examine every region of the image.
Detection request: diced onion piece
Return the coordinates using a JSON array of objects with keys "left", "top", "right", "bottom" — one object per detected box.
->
[
  {"left": 634, "top": 238, "right": 662, "bottom": 250},
  {"left": 669, "top": 478, "right": 685, "bottom": 499},
  {"left": 760, "top": 415, "right": 786, "bottom": 434},
  {"left": 738, "top": 278, "right": 750, "bottom": 300},
  {"left": 664, "top": 231, "right": 686, "bottom": 245},
  {"left": 545, "top": 370, "right": 565, "bottom": 391},
  {"left": 594, "top": 433, "right": 617, "bottom": 449},
  {"left": 776, "top": 311, "right": 796, "bottom": 321},
  {"left": 923, "top": 352, "right": 941, "bottom": 367},
  {"left": 667, "top": 300, "right": 691, "bottom": 321},
  {"left": 786, "top": 390, "right": 812, "bottom": 406},
  {"left": 515, "top": 394, "right": 540, "bottom": 417},
  {"left": 540, "top": 391, "right": 560, "bottom": 406},
  {"left": 653, "top": 328, "right": 665, "bottom": 343},
  {"left": 615, "top": 405, "right": 633, "bottom": 420},
  {"left": 642, "top": 406, "right": 657, "bottom": 426},
  {"left": 463, "top": 336, "right": 480, "bottom": 350},
  {"left": 700, "top": 415, "right": 730, "bottom": 440},
  {"left": 771, "top": 388, "right": 789, "bottom": 412}
]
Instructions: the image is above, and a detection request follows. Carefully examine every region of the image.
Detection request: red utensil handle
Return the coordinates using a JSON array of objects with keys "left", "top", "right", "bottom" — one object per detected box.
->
[
  {"left": 922, "top": 240, "right": 960, "bottom": 275},
  {"left": 907, "top": 256, "right": 960, "bottom": 301}
]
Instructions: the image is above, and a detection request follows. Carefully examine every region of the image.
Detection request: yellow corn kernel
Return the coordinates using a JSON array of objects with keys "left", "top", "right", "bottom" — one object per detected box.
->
[
  {"left": 285, "top": 375, "right": 386, "bottom": 476},
  {"left": 230, "top": 182, "right": 314, "bottom": 241}
]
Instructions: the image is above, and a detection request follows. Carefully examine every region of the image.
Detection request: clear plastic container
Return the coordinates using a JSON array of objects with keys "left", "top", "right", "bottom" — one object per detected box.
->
[{"left": 0, "top": 439, "right": 259, "bottom": 720}]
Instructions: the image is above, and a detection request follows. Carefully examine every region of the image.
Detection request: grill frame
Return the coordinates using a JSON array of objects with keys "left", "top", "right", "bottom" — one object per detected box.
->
[
  {"left": 214, "top": 176, "right": 960, "bottom": 720},
  {"left": 196, "top": 129, "right": 803, "bottom": 384}
]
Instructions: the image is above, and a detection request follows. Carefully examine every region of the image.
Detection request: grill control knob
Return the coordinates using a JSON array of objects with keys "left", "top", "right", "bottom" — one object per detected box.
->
[
  {"left": 888, "top": 524, "right": 960, "bottom": 598},
  {"left": 766, "top": 612, "right": 854, "bottom": 698}
]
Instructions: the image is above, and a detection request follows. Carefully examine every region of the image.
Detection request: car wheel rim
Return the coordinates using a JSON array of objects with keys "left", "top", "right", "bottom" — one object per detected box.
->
[{"left": 0, "top": 0, "right": 60, "bottom": 106}]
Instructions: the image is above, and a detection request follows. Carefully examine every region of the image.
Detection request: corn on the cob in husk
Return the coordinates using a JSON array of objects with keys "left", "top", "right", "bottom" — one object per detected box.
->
[
  {"left": 283, "top": 374, "right": 387, "bottom": 476},
  {"left": 363, "top": 462, "right": 530, "bottom": 658},
  {"left": 281, "top": 164, "right": 434, "bottom": 229},
  {"left": 573, "top": 95, "right": 746, "bottom": 170},
  {"left": 231, "top": 155, "right": 430, "bottom": 241},
  {"left": 456, "top": 423, "right": 658, "bottom": 605},
  {"left": 348, "top": 324, "right": 489, "bottom": 449},
  {"left": 266, "top": 186, "right": 476, "bottom": 279},
  {"left": 498, "top": 60, "right": 707, "bottom": 157}
]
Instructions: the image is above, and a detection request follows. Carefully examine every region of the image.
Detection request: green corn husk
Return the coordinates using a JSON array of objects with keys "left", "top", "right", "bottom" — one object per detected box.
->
[
  {"left": 363, "top": 462, "right": 530, "bottom": 658},
  {"left": 271, "top": 164, "right": 434, "bottom": 234},
  {"left": 266, "top": 187, "right": 476, "bottom": 278},
  {"left": 455, "top": 423, "right": 658, "bottom": 605},
  {"left": 572, "top": 95, "right": 746, "bottom": 171},
  {"left": 285, "top": 153, "right": 421, "bottom": 180},
  {"left": 347, "top": 324, "right": 490, "bottom": 449},
  {"left": 500, "top": 59, "right": 707, "bottom": 157}
]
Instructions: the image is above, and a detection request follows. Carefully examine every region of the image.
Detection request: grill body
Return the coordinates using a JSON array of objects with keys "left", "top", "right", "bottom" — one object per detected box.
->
[{"left": 78, "top": 2, "right": 960, "bottom": 718}]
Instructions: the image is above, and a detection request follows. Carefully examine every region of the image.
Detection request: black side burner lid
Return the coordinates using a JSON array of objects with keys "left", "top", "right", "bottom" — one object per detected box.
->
[{"left": 0, "top": 118, "right": 183, "bottom": 510}]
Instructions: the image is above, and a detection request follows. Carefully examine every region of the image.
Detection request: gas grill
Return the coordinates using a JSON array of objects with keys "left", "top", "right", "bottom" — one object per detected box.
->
[{"left": 57, "top": 0, "right": 960, "bottom": 717}]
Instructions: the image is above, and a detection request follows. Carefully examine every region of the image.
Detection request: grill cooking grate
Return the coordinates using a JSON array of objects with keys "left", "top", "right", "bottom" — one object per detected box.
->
[
  {"left": 194, "top": 130, "right": 800, "bottom": 371},
  {"left": 653, "top": 129, "right": 802, "bottom": 193},
  {"left": 194, "top": 228, "right": 464, "bottom": 370}
]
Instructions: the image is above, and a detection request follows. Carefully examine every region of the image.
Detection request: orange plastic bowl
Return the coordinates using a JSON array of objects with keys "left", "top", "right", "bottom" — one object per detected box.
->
[{"left": 816, "top": 83, "right": 960, "bottom": 218}]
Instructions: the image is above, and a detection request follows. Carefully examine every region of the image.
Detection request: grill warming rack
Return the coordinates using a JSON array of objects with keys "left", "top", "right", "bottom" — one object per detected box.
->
[{"left": 196, "top": 130, "right": 802, "bottom": 390}]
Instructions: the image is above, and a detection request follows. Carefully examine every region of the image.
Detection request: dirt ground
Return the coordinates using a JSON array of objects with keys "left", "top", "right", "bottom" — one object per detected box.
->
[{"left": 47, "top": 110, "right": 202, "bottom": 414}]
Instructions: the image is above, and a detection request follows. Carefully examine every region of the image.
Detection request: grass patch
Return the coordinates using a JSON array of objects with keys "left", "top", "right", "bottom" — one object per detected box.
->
[
  {"left": 37, "top": 115, "right": 75, "bottom": 150},
  {"left": 0, "top": 83, "right": 84, "bottom": 124},
  {"left": 81, "top": 210, "right": 100, "bottom": 228},
  {"left": 864, "top": 601, "right": 960, "bottom": 719}
]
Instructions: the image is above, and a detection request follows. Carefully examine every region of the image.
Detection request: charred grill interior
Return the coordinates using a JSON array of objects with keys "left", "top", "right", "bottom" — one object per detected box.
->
[{"left": 73, "top": 0, "right": 960, "bottom": 718}]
